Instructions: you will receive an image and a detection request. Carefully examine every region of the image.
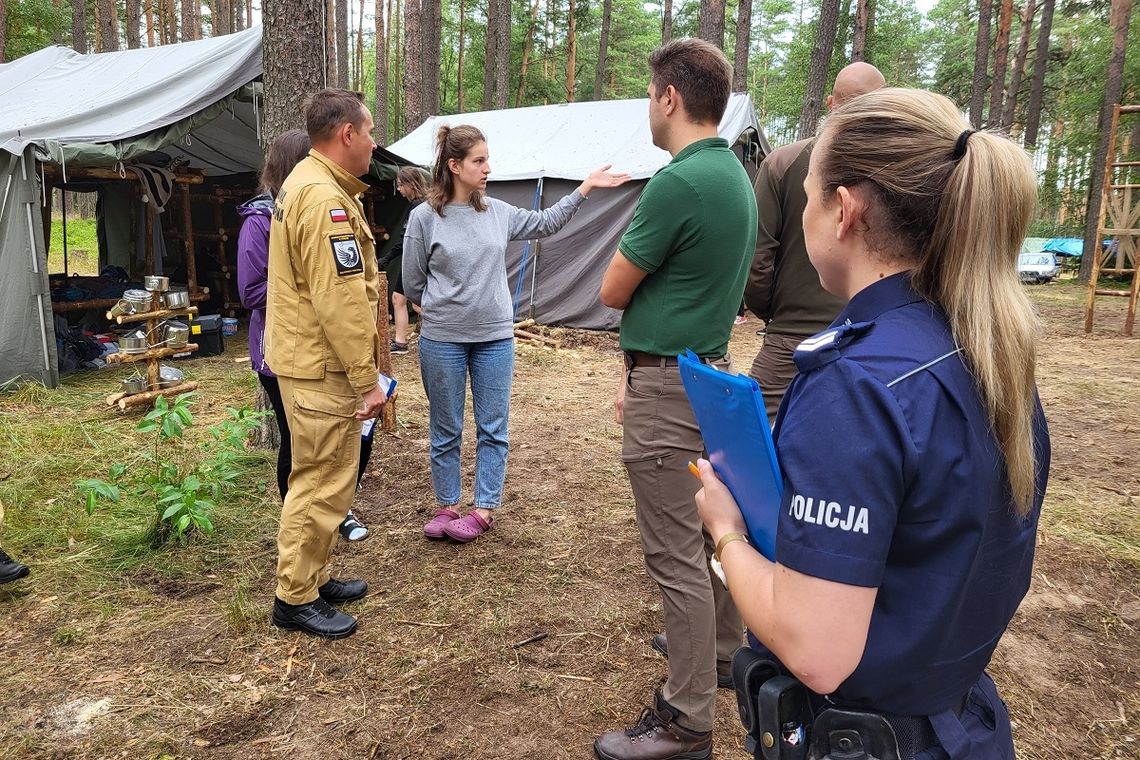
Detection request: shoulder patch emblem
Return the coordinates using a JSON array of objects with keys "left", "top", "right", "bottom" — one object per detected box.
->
[
  {"left": 329, "top": 208, "right": 349, "bottom": 223},
  {"left": 330, "top": 233, "right": 363, "bottom": 276}
]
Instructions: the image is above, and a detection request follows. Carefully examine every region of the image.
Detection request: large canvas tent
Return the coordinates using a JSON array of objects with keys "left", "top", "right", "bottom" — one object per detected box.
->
[
  {"left": 389, "top": 94, "right": 769, "bottom": 330},
  {"left": 0, "top": 27, "right": 411, "bottom": 389}
]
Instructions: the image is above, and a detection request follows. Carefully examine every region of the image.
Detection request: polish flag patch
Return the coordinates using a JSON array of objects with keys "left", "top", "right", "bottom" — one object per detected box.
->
[{"left": 329, "top": 208, "right": 349, "bottom": 223}]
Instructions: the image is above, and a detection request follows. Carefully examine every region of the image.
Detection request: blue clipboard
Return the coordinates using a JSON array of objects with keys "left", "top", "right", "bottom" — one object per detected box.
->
[{"left": 678, "top": 349, "right": 782, "bottom": 560}]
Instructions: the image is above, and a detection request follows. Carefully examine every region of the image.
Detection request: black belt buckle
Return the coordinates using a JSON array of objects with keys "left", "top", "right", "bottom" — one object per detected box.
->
[
  {"left": 732, "top": 648, "right": 811, "bottom": 760},
  {"left": 807, "top": 709, "right": 901, "bottom": 760}
]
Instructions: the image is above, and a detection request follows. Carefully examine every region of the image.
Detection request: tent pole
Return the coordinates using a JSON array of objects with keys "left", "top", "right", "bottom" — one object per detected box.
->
[
  {"left": 20, "top": 153, "right": 53, "bottom": 375},
  {"left": 528, "top": 177, "right": 544, "bottom": 320},
  {"left": 61, "top": 189, "right": 69, "bottom": 276}
]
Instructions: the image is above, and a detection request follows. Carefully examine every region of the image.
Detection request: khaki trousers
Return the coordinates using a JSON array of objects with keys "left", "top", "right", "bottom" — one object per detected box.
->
[
  {"left": 749, "top": 332, "right": 806, "bottom": 424},
  {"left": 621, "top": 356, "right": 744, "bottom": 732},
  {"left": 276, "top": 373, "right": 363, "bottom": 605}
]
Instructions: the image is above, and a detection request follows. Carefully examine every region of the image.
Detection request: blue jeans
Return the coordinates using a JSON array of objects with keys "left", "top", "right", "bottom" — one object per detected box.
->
[{"left": 418, "top": 336, "right": 514, "bottom": 509}]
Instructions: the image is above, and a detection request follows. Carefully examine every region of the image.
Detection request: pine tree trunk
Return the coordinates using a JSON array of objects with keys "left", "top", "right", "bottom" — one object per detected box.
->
[
  {"left": 1000, "top": 0, "right": 1036, "bottom": 130},
  {"left": 336, "top": 0, "right": 349, "bottom": 87},
  {"left": 483, "top": 0, "right": 496, "bottom": 109},
  {"left": 732, "top": 0, "right": 752, "bottom": 91},
  {"left": 565, "top": 0, "right": 577, "bottom": 102},
  {"left": 699, "top": 0, "right": 726, "bottom": 50},
  {"left": 375, "top": 0, "right": 388, "bottom": 142},
  {"left": 852, "top": 0, "right": 869, "bottom": 62},
  {"left": 969, "top": 0, "right": 993, "bottom": 127},
  {"left": 423, "top": 0, "right": 441, "bottom": 116},
  {"left": 325, "top": 0, "right": 336, "bottom": 85},
  {"left": 457, "top": 0, "right": 466, "bottom": 111},
  {"left": 594, "top": 0, "right": 612, "bottom": 100},
  {"left": 517, "top": 0, "right": 539, "bottom": 107},
  {"left": 1079, "top": 0, "right": 1132, "bottom": 280},
  {"left": 404, "top": 0, "right": 423, "bottom": 129},
  {"left": 71, "top": 0, "right": 87, "bottom": 52},
  {"left": 662, "top": 0, "right": 673, "bottom": 42},
  {"left": 0, "top": 0, "right": 7, "bottom": 62},
  {"left": 1022, "top": 0, "right": 1054, "bottom": 147},
  {"left": 264, "top": 0, "right": 326, "bottom": 144},
  {"left": 98, "top": 0, "right": 120, "bottom": 50},
  {"left": 987, "top": 0, "right": 1014, "bottom": 127},
  {"left": 182, "top": 0, "right": 194, "bottom": 40},
  {"left": 493, "top": 0, "right": 511, "bottom": 109},
  {"left": 797, "top": 0, "right": 841, "bottom": 139},
  {"left": 125, "top": 0, "right": 141, "bottom": 47},
  {"left": 392, "top": 0, "right": 402, "bottom": 135}
]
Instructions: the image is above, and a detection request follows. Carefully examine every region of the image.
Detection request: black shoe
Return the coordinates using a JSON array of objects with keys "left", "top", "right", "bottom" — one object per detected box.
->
[
  {"left": 390, "top": 341, "right": 409, "bottom": 355},
  {"left": 271, "top": 597, "right": 357, "bottom": 639},
  {"left": 338, "top": 512, "right": 370, "bottom": 542},
  {"left": 651, "top": 633, "right": 734, "bottom": 689},
  {"left": 318, "top": 577, "right": 368, "bottom": 604},
  {"left": 0, "top": 549, "right": 30, "bottom": 584}
]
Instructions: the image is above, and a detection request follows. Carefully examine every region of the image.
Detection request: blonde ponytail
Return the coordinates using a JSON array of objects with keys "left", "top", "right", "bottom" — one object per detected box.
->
[{"left": 818, "top": 88, "right": 1041, "bottom": 517}]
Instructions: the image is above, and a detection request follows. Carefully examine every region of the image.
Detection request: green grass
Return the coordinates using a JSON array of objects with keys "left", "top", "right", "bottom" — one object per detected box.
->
[{"left": 46, "top": 217, "right": 100, "bottom": 276}]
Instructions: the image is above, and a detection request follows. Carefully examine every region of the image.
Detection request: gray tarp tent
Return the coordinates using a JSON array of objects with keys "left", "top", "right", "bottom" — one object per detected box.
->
[
  {"left": 389, "top": 94, "right": 769, "bottom": 330},
  {"left": 0, "top": 27, "right": 264, "bottom": 388}
]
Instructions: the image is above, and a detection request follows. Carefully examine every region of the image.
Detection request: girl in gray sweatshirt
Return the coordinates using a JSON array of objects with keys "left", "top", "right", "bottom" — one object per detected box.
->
[{"left": 403, "top": 124, "right": 629, "bottom": 543}]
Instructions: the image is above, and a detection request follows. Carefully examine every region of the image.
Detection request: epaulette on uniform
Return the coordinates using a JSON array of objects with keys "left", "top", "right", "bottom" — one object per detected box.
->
[{"left": 793, "top": 320, "right": 874, "bottom": 373}]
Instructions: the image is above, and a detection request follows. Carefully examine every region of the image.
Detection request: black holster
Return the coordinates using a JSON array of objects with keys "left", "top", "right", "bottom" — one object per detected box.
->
[{"left": 732, "top": 648, "right": 903, "bottom": 760}]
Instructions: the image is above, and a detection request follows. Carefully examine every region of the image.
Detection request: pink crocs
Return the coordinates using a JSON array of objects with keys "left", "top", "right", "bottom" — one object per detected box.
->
[
  {"left": 442, "top": 511, "right": 494, "bottom": 543},
  {"left": 423, "top": 508, "right": 460, "bottom": 539}
]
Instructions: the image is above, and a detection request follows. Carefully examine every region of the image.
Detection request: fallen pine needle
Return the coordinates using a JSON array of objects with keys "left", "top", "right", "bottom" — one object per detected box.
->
[
  {"left": 395, "top": 619, "right": 449, "bottom": 628},
  {"left": 556, "top": 674, "right": 594, "bottom": 682}
]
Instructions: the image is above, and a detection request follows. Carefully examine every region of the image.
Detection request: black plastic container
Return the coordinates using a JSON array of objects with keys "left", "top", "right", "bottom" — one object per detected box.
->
[{"left": 176, "top": 313, "right": 224, "bottom": 358}]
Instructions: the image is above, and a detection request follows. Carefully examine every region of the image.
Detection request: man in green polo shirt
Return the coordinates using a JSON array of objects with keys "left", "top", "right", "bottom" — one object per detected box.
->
[{"left": 596, "top": 38, "right": 757, "bottom": 760}]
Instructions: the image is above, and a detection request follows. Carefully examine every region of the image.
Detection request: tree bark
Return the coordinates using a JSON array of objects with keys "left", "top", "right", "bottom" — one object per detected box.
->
[
  {"left": 1000, "top": 0, "right": 1036, "bottom": 130},
  {"left": 457, "top": 0, "right": 466, "bottom": 111},
  {"left": 375, "top": 0, "right": 389, "bottom": 143},
  {"left": 565, "top": 0, "right": 577, "bottom": 102},
  {"left": 423, "top": 0, "right": 441, "bottom": 116},
  {"left": 392, "top": 0, "right": 402, "bottom": 135},
  {"left": 493, "top": 0, "right": 511, "bottom": 109},
  {"left": 182, "top": 0, "right": 194, "bottom": 40},
  {"left": 797, "top": 0, "right": 841, "bottom": 139},
  {"left": 662, "top": 0, "right": 672, "bottom": 42},
  {"left": 732, "top": 0, "right": 753, "bottom": 91},
  {"left": 336, "top": 0, "right": 349, "bottom": 87},
  {"left": 97, "top": 0, "right": 120, "bottom": 51},
  {"left": 483, "top": 0, "right": 496, "bottom": 109},
  {"left": 852, "top": 0, "right": 870, "bottom": 62},
  {"left": 1022, "top": 0, "right": 1054, "bottom": 147},
  {"left": 594, "top": 0, "right": 613, "bottom": 100},
  {"left": 264, "top": 0, "right": 326, "bottom": 145},
  {"left": 699, "top": 0, "right": 726, "bottom": 50},
  {"left": 0, "top": 0, "right": 7, "bottom": 62},
  {"left": 404, "top": 0, "right": 424, "bottom": 129},
  {"left": 124, "top": 0, "right": 141, "bottom": 47},
  {"left": 517, "top": 0, "right": 539, "bottom": 107},
  {"left": 325, "top": 0, "right": 336, "bottom": 85},
  {"left": 146, "top": 1, "right": 154, "bottom": 46},
  {"left": 1079, "top": 0, "right": 1132, "bottom": 280},
  {"left": 987, "top": 0, "right": 1014, "bottom": 127},
  {"left": 71, "top": 0, "right": 87, "bottom": 52},
  {"left": 968, "top": 0, "right": 993, "bottom": 127}
]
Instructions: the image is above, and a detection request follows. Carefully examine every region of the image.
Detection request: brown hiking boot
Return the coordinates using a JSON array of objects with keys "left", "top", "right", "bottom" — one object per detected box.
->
[{"left": 594, "top": 692, "right": 712, "bottom": 760}]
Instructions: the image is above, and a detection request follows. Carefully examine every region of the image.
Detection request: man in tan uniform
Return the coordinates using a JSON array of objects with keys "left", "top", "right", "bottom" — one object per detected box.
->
[{"left": 266, "top": 89, "right": 387, "bottom": 639}]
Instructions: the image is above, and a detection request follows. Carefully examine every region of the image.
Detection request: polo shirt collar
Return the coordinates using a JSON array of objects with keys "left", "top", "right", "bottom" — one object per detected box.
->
[
  {"left": 834, "top": 271, "right": 928, "bottom": 326},
  {"left": 308, "top": 149, "right": 369, "bottom": 196},
  {"left": 671, "top": 136, "right": 729, "bottom": 163}
]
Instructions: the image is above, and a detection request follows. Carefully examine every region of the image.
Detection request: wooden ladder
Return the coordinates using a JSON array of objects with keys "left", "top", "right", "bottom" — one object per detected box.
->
[{"left": 1084, "top": 104, "right": 1140, "bottom": 336}]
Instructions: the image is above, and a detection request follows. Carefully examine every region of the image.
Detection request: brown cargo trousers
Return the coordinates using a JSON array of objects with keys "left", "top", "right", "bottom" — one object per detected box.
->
[
  {"left": 749, "top": 332, "right": 806, "bottom": 424},
  {"left": 621, "top": 355, "right": 744, "bottom": 732},
  {"left": 276, "top": 373, "right": 363, "bottom": 605}
]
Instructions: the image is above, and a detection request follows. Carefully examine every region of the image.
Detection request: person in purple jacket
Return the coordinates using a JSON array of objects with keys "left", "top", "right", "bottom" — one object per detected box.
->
[{"left": 237, "top": 129, "right": 372, "bottom": 542}]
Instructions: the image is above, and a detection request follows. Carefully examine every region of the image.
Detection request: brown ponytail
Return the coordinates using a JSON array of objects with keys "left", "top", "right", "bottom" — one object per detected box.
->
[
  {"left": 427, "top": 124, "right": 488, "bottom": 216},
  {"left": 817, "top": 88, "right": 1040, "bottom": 517}
]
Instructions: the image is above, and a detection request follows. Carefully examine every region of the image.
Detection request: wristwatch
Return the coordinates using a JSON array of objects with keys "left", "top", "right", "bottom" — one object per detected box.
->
[{"left": 711, "top": 532, "right": 750, "bottom": 588}]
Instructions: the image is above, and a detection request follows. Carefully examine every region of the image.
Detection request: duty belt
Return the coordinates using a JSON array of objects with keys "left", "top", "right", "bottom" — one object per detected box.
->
[
  {"left": 732, "top": 648, "right": 954, "bottom": 760},
  {"left": 624, "top": 351, "right": 726, "bottom": 368}
]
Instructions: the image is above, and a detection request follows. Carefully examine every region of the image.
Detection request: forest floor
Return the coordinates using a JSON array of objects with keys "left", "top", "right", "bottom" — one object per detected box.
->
[{"left": 0, "top": 281, "right": 1137, "bottom": 760}]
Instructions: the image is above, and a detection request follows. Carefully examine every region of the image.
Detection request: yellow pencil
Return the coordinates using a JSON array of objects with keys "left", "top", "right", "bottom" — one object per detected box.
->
[{"left": 687, "top": 461, "right": 702, "bottom": 481}]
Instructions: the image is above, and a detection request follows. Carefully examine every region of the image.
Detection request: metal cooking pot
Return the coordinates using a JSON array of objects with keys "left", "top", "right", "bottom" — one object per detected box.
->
[
  {"left": 144, "top": 275, "right": 170, "bottom": 292},
  {"left": 123, "top": 288, "right": 153, "bottom": 310},
  {"left": 121, "top": 331, "right": 149, "bottom": 354},
  {"left": 157, "top": 365, "right": 184, "bottom": 389},
  {"left": 162, "top": 321, "right": 190, "bottom": 349},
  {"left": 164, "top": 290, "right": 190, "bottom": 309},
  {"left": 121, "top": 376, "right": 148, "bottom": 394}
]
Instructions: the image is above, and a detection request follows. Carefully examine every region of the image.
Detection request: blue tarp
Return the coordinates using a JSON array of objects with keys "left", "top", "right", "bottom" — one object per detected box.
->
[{"left": 1043, "top": 238, "right": 1086, "bottom": 257}]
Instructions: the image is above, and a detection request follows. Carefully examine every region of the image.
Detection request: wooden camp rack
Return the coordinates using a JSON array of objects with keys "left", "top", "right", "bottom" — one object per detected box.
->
[
  {"left": 1084, "top": 103, "right": 1140, "bottom": 336},
  {"left": 103, "top": 290, "right": 200, "bottom": 411}
]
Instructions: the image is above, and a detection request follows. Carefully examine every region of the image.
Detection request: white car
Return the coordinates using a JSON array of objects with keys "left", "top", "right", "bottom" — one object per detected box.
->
[{"left": 1018, "top": 252, "right": 1061, "bottom": 284}]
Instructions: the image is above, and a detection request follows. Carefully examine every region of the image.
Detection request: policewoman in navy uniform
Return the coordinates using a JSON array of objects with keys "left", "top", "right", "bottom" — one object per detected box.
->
[{"left": 695, "top": 87, "right": 1050, "bottom": 759}]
